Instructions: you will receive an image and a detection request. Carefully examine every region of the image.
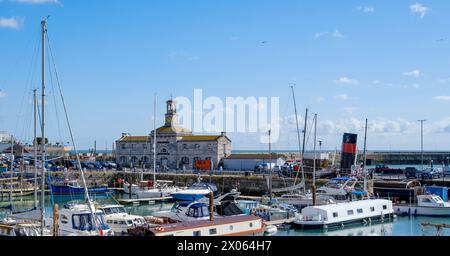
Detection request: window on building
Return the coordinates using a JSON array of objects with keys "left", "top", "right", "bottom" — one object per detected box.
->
[
  {"left": 182, "top": 157, "right": 189, "bottom": 164},
  {"left": 357, "top": 209, "right": 363, "bottom": 214},
  {"left": 193, "top": 231, "right": 201, "bottom": 236},
  {"left": 131, "top": 144, "right": 136, "bottom": 149},
  {"left": 207, "top": 144, "right": 213, "bottom": 150},
  {"left": 121, "top": 144, "right": 125, "bottom": 150},
  {"left": 160, "top": 148, "right": 168, "bottom": 154},
  {"left": 183, "top": 144, "right": 188, "bottom": 150},
  {"left": 195, "top": 144, "right": 200, "bottom": 150},
  {"left": 347, "top": 210, "right": 354, "bottom": 216},
  {"left": 209, "top": 228, "right": 217, "bottom": 235}
]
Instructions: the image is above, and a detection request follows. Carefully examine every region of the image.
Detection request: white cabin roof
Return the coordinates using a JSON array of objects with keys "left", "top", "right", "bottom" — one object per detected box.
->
[{"left": 302, "top": 199, "right": 392, "bottom": 214}]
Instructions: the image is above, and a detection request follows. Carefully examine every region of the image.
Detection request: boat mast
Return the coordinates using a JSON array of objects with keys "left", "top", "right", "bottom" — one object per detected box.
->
[
  {"left": 290, "top": 85, "right": 304, "bottom": 192},
  {"left": 9, "top": 136, "right": 14, "bottom": 207},
  {"left": 34, "top": 89, "right": 38, "bottom": 208},
  {"left": 313, "top": 114, "right": 317, "bottom": 187},
  {"left": 363, "top": 118, "right": 368, "bottom": 191},
  {"left": 300, "top": 108, "right": 308, "bottom": 194},
  {"left": 268, "top": 129, "right": 272, "bottom": 203},
  {"left": 153, "top": 94, "right": 157, "bottom": 185},
  {"left": 40, "top": 18, "right": 47, "bottom": 233}
]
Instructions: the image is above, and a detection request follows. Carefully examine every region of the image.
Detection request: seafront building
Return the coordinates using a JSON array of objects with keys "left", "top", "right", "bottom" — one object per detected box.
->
[{"left": 115, "top": 99, "right": 232, "bottom": 170}]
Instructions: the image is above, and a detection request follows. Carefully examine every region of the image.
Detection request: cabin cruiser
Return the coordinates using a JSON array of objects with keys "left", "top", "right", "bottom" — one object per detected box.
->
[
  {"left": 97, "top": 205, "right": 146, "bottom": 235},
  {"left": 152, "top": 201, "right": 215, "bottom": 223},
  {"left": 252, "top": 200, "right": 298, "bottom": 222},
  {"left": 124, "top": 180, "right": 178, "bottom": 198},
  {"left": 170, "top": 182, "right": 218, "bottom": 202},
  {"left": 394, "top": 194, "right": 450, "bottom": 216},
  {"left": 316, "top": 177, "right": 367, "bottom": 201},
  {"left": 57, "top": 203, "right": 113, "bottom": 236},
  {"left": 293, "top": 199, "right": 394, "bottom": 229}
]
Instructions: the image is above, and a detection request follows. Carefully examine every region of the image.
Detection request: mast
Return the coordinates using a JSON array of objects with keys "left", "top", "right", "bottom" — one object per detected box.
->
[
  {"left": 34, "top": 89, "right": 38, "bottom": 208},
  {"left": 300, "top": 108, "right": 308, "bottom": 194},
  {"left": 40, "top": 18, "right": 47, "bottom": 232},
  {"left": 313, "top": 114, "right": 317, "bottom": 186},
  {"left": 9, "top": 136, "right": 14, "bottom": 207},
  {"left": 418, "top": 120, "right": 426, "bottom": 171},
  {"left": 290, "top": 85, "right": 303, "bottom": 190},
  {"left": 153, "top": 94, "right": 157, "bottom": 185},
  {"left": 268, "top": 129, "right": 272, "bottom": 203},
  {"left": 363, "top": 118, "right": 368, "bottom": 191}
]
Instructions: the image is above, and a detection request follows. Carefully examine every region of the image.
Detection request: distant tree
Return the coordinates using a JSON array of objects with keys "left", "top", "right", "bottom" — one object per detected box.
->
[{"left": 35, "top": 137, "right": 49, "bottom": 145}]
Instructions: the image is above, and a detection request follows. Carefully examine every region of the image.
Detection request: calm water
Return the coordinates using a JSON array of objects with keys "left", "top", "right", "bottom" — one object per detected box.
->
[{"left": 2, "top": 193, "right": 450, "bottom": 236}]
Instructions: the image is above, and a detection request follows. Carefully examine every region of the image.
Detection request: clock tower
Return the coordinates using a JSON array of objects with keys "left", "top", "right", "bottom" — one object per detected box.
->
[{"left": 165, "top": 99, "right": 177, "bottom": 126}]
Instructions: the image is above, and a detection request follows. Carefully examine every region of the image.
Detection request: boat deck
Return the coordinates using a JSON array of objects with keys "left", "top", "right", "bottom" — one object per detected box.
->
[
  {"left": 118, "top": 196, "right": 173, "bottom": 205},
  {"left": 265, "top": 217, "right": 296, "bottom": 225}
]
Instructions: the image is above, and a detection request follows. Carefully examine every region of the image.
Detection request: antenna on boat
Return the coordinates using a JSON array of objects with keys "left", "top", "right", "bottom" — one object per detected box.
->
[
  {"left": 363, "top": 118, "right": 368, "bottom": 193},
  {"left": 153, "top": 93, "right": 157, "bottom": 186}
]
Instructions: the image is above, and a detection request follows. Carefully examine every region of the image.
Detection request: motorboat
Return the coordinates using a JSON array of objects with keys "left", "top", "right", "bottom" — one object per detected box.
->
[
  {"left": 151, "top": 201, "right": 215, "bottom": 223},
  {"left": 50, "top": 180, "right": 109, "bottom": 195},
  {"left": 293, "top": 199, "right": 394, "bottom": 229},
  {"left": 97, "top": 204, "right": 146, "bottom": 235},
  {"left": 57, "top": 203, "right": 113, "bottom": 236},
  {"left": 394, "top": 194, "right": 450, "bottom": 216},
  {"left": 170, "top": 182, "right": 218, "bottom": 202}
]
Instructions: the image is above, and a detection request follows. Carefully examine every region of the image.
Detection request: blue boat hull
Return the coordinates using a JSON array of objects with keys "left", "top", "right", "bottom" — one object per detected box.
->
[
  {"left": 50, "top": 185, "right": 109, "bottom": 195},
  {"left": 171, "top": 193, "right": 206, "bottom": 202}
]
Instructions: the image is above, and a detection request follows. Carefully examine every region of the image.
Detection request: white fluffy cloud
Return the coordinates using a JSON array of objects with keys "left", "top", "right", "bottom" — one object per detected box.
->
[
  {"left": 0, "top": 17, "right": 22, "bottom": 30},
  {"left": 403, "top": 69, "right": 422, "bottom": 77},
  {"left": 334, "top": 77, "right": 359, "bottom": 85},
  {"left": 357, "top": 6, "right": 375, "bottom": 13},
  {"left": 333, "top": 94, "right": 349, "bottom": 101},
  {"left": 433, "top": 96, "right": 450, "bottom": 101},
  {"left": 315, "top": 30, "right": 345, "bottom": 39},
  {"left": 410, "top": 3, "right": 430, "bottom": 19}
]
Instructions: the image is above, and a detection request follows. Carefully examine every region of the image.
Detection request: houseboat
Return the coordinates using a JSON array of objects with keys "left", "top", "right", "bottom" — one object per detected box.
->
[
  {"left": 128, "top": 214, "right": 265, "bottom": 236},
  {"left": 293, "top": 199, "right": 394, "bottom": 229}
]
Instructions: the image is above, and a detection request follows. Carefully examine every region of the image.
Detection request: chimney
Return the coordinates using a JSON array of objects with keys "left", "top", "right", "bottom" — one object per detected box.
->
[{"left": 340, "top": 133, "right": 358, "bottom": 175}]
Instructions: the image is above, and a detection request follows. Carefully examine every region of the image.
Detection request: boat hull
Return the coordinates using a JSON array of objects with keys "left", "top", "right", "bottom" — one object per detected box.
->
[
  {"left": 50, "top": 185, "right": 108, "bottom": 195},
  {"left": 394, "top": 205, "right": 450, "bottom": 217},
  {"left": 171, "top": 193, "right": 206, "bottom": 202},
  {"left": 293, "top": 213, "right": 394, "bottom": 230}
]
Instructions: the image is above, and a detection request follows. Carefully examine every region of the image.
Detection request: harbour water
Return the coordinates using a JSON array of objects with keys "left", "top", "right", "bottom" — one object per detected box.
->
[{"left": 2, "top": 193, "right": 450, "bottom": 236}]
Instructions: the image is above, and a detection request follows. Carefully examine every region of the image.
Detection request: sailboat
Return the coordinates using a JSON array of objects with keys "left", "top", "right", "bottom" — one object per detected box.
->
[{"left": 134, "top": 94, "right": 179, "bottom": 199}]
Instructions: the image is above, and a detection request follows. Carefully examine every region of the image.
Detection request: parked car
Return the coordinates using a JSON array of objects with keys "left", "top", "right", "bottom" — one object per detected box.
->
[
  {"left": 443, "top": 166, "right": 450, "bottom": 177},
  {"left": 421, "top": 168, "right": 443, "bottom": 180},
  {"left": 405, "top": 167, "right": 420, "bottom": 179}
]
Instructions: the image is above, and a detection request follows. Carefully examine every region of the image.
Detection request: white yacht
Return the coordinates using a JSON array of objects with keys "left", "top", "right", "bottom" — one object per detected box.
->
[
  {"left": 97, "top": 205, "right": 146, "bottom": 235},
  {"left": 58, "top": 203, "right": 114, "bottom": 236},
  {"left": 395, "top": 194, "right": 450, "bottom": 216},
  {"left": 294, "top": 199, "right": 394, "bottom": 229}
]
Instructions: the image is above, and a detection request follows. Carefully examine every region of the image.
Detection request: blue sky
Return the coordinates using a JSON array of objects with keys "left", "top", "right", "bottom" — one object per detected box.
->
[{"left": 1, "top": 0, "right": 450, "bottom": 151}]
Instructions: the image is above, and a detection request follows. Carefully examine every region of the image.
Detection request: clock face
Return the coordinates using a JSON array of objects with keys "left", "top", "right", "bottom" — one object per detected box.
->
[{"left": 165, "top": 116, "right": 172, "bottom": 124}]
